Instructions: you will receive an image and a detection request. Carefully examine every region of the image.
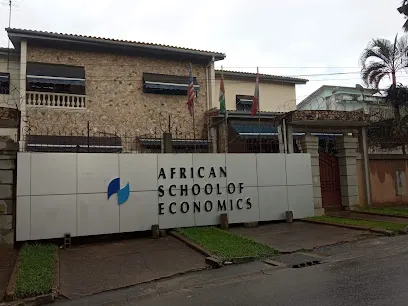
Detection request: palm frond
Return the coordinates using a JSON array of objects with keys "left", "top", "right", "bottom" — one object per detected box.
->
[
  {"left": 361, "top": 62, "right": 389, "bottom": 87},
  {"left": 361, "top": 39, "right": 394, "bottom": 65}
]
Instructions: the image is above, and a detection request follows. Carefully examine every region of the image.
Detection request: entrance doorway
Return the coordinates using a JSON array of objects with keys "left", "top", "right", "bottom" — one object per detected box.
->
[{"left": 319, "top": 151, "right": 342, "bottom": 209}]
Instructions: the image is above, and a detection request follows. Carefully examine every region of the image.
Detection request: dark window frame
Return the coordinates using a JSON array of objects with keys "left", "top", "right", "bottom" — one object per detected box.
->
[
  {"left": 0, "top": 73, "right": 10, "bottom": 95},
  {"left": 236, "top": 95, "right": 254, "bottom": 111}
]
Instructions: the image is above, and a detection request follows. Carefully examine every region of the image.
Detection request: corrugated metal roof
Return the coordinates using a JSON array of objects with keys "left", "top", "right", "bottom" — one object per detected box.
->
[
  {"left": 6, "top": 28, "right": 225, "bottom": 60},
  {"left": 215, "top": 70, "right": 308, "bottom": 84}
]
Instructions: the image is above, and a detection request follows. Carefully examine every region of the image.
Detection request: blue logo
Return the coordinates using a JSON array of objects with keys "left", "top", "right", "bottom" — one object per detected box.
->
[{"left": 107, "top": 178, "right": 130, "bottom": 205}]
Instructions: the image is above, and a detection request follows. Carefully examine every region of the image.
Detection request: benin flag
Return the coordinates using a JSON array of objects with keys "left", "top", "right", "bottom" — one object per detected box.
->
[{"left": 219, "top": 71, "right": 226, "bottom": 116}]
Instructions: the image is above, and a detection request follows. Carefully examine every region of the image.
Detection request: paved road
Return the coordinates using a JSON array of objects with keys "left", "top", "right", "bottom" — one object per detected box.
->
[{"left": 56, "top": 235, "right": 408, "bottom": 306}]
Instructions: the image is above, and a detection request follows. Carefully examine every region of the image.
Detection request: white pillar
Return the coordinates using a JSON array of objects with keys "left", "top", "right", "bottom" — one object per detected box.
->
[
  {"left": 300, "top": 135, "right": 324, "bottom": 216},
  {"left": 361, "top": 127, "right": 372, "bottom": 206},
  {"left": 336, "top": 136, "right": 359, "bottom": 209},
  {"left": 19, "top": 40, "right": 27, "bottom": 152}
]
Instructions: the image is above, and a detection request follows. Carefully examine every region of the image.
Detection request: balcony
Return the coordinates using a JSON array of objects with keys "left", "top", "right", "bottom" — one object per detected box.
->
[{"left": 26, "top": 91, "right": 86, "bottom": 109}]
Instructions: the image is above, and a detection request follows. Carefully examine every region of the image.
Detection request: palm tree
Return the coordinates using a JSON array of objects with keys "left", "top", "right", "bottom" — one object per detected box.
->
[
  {"left": 399, "top": 1, "right": 408, "bottom": 31},
  {"left": 361, "top": 36, "right": 408, "bottom": 153},
  {"left": 360, "top": 35, "right": 408, "bottom": 121}
]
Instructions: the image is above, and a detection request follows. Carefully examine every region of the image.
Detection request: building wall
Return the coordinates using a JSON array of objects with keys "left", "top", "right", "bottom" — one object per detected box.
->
[
  {"left": 298, "top": 87, "right": 384, "bottom": 112},
  {"left": 358, "top": 157, "right": 408, "bottom": 206},
  {"left": 214, "top": 78, "right": 297, "bottom": 112},
  {"left": 25, "top": 46, "right": 209, "bottom": 140},
  {"left": 0, "top": 53, "right": 20, "bottom": 109}
]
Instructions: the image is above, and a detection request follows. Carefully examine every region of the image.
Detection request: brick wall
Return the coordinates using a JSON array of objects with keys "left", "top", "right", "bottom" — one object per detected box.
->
[{"left": 26, "top": 47, "right": 209, "bottom": 140}]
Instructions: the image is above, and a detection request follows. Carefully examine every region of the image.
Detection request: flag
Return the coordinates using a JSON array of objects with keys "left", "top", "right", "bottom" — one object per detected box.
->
[
  {"left": 187, "top": 63, "right": 195, "bottom": 116},
  {"left": 251, "top": 70, "right": 259, "bottom": 116},
  {"left": 219, "top": 69, "right": 226, "bottom": 117}
]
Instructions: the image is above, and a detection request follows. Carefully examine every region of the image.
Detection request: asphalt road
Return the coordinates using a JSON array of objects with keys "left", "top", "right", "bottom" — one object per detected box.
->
[{"left": 57, "top": 235, "right": 408, "bottom": 306}]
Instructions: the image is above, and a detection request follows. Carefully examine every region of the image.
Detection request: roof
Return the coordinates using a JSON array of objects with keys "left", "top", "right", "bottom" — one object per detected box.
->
[
  {"left": 0, "top": 47, "right": 19, "bottom": 56},
  {"left": 297, "top": 85, "right": 379, "bottom": 109},
  {"left": 215, "top": 70, "right": 308, "bottom": 84},
  {"left": 6, "top": 28, "right": 226, "bottom": 62}
]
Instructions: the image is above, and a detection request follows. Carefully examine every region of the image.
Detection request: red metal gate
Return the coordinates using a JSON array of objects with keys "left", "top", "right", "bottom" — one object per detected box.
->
[{"left": 319, "top": 152, "right": 342, "bottom": 208}]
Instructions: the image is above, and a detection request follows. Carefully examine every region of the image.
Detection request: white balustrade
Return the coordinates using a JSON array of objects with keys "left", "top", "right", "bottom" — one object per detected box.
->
[{"left": 26, "top": 91, "right": 86, "bottom": 109}]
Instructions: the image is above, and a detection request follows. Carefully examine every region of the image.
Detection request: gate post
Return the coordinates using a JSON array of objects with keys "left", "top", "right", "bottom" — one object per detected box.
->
[
  {"left": 336, "top": 136, "right": 359, "bottom": 210},
  {"left": 299, "top": 135, "right": 324, "bottom": 216}
]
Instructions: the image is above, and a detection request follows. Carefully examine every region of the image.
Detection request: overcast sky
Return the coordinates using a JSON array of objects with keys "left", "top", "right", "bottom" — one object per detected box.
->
[{"left": 0, "top": 0, "right": 406, "bottom": 106}]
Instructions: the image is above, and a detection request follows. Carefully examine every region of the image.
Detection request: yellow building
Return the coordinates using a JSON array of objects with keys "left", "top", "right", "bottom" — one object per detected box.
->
[{"left": 214, "top": 70, "right": 307, "bottom": 113}]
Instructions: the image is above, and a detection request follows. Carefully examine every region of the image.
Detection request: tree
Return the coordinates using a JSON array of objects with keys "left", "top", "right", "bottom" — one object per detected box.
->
[
  {"left": 360, "top": 35, "right": 408, "bottom": 121},
  {"left": 361, "top": 36, "right": 408, "bottom": 153},
  {"left": 399, "top": 1, "right": 408, "bottom": 32}
]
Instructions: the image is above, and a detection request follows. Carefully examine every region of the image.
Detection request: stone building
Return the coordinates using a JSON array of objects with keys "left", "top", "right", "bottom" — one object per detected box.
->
[{"left": 5, "top": 28, "right": 225, "bottom": 152}]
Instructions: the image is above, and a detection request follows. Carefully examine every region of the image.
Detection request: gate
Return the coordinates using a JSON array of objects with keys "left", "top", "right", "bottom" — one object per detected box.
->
[{"left": 319, "top": 152, "right": 342, "bottom": 208}]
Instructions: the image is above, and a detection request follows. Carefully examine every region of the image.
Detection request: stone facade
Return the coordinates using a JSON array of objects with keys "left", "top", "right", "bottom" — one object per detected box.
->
[
  {"left": 291, "top": 110, "right": 368, "bottom": 123},
  {"left": 26, "top": 47, "right": 210, "bottom": 141},
  {"left": 0, "top": 136, "right": 18, "bottom": 246}
]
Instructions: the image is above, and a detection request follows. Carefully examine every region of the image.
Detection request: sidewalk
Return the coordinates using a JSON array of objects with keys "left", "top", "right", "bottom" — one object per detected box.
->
[
  {"left": 59, "top": 236, "right": 207, "bottom": 300},
  {"left": 0, "top": 247, "right": 16, "bottom": 302},
  {"left": 230, "top": 222, "right": 373, "bottom": 252}
]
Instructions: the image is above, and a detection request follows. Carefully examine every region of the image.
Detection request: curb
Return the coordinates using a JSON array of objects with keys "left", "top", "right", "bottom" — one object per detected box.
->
[
  {"left": 4, "top": 252, "right": 20, "bottom": 302},
  {"left": 169, "top": 231, "right": 212, "bottom": 257},
  {"left": 356, "top": 210, "right": 408, "bottom": 219},
  {"left": 169, "top": 231, "right": 224, "bottom": 268},
  {"left": 300, "top": 219, "right": 397, "bottom": 236},
  {"left": 301, "top": 219, "right": 370, "bottom": 231},
  {"left": 3, "top": 249, "right": 59, "bottom": 305}
]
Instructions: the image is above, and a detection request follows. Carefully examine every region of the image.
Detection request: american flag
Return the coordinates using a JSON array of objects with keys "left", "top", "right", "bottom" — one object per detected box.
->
[{"left": 187, "top": 63, "right": 195, "bottom": 116}]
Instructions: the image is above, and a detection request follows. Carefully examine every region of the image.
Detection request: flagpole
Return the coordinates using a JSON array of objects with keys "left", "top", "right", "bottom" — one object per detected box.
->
[
  {"left": 257, "top": 67, "right": 261, "bottom": 153},
  {"left": 193, "top": 101, "right": 196, "bottom": 153},
  {"left": 222, "top": 66, "right": 228, "bottom": 153}
]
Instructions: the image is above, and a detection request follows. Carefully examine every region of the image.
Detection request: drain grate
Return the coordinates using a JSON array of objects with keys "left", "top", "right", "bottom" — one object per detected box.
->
[
  {"left": 267, "top": 253, "right": 326, "bottom": 269},
  {"left": 292, "top": 260, "right": 322, "bottom": 268}
]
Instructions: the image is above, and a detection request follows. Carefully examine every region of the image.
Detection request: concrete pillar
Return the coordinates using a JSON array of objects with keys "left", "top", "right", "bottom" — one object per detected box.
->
[
  {"left": 162, "top": 133, "right": 172, "bottom": 153},
  {"left": 0, "top": 137, "right": 18, "bottom": 246},
  {"left": 19, "top": 40, "right": 27, "bottom": 152},
  {"left": 360, "top": 127, "right": 372, "bottom": 206},
  {"left": 287, "top": 125, "right": 294, "bottom": 153},
  {"left": 299, "top": 135, "right": 324, "bottom": 216},
  {"left": 336, "top": 136, "right": 359, "bottom": 210},
  {"left": 218, "top": 121, "right": 228, "bottom": 153},
  {"left": 277, "top": 124, "right": 284, "bottom": 153},
  {"left": 210, "top": 126, "right": 218, "bottom": 153}
]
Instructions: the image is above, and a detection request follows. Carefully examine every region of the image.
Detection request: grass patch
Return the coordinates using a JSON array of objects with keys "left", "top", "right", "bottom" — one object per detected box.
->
[
  {"left": 307, "top": 216, "right": 406, "bottom": 232},
  {"left": 176, "top": 227, "right": 278, "bottom": 260},
  {"left": 358, "top": 207, "right": 408, "bottom": 217},
  {"left": 15, "top": 244, "right": 57, "bottom": 298}
]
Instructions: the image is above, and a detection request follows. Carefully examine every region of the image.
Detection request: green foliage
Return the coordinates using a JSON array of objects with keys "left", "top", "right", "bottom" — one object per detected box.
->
[
  {"left": 307, "top": 216, "right": 406, "bottom": 232},
  {"left": 177, "top": 227, "right": 278, "bottom": 260},
  {"left": 15, "top": 244, "right": 57, "bottom": 298},
  {"left": 359, "top": 207, "right": 408, "bottom": 217}
]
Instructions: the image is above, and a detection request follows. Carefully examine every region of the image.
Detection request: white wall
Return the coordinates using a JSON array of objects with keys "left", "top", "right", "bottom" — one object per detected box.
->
[{"left": 16, "top": 152, "right": 314, "bottom": 241}]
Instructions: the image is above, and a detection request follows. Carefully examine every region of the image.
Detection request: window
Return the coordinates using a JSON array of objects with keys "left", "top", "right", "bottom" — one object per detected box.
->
[
  {"left": 143, "top": 73, "right": 200, "bottom": 95},
  {"left": 26, "top": 62, "right": 86, "bottom": 95},
  {"left": 236, "top": 95, "right": 253, "bottom": 111},
  {"left": 0, "top": 73, "right": 10, "bottom": 94}
]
